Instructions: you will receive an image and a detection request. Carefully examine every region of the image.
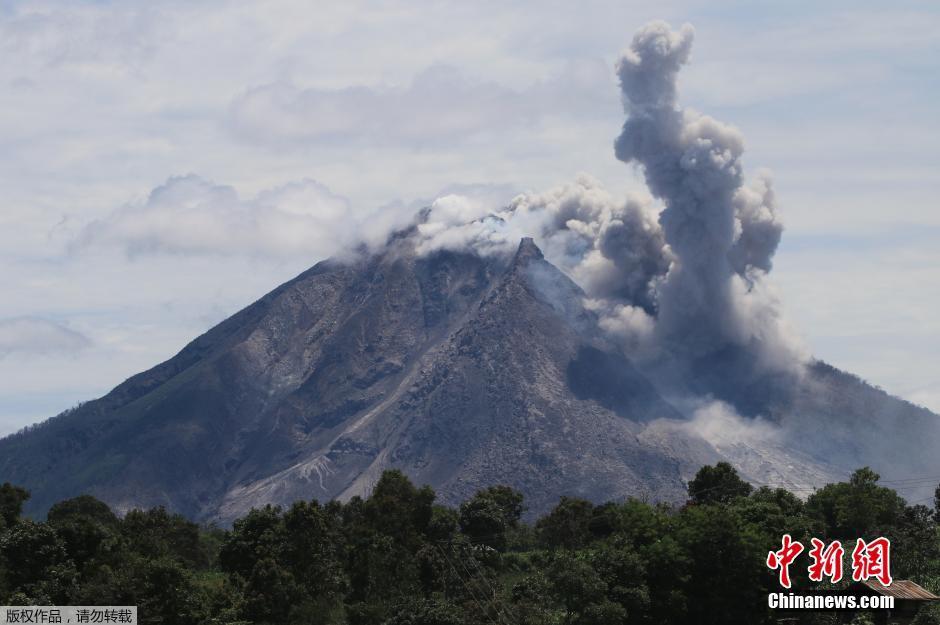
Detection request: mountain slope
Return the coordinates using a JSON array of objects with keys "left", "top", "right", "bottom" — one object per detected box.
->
[
  {"left": 214, "top": 238, "right": 690, "bottom": 522},
  {"left": 1, "top": 236, "right": 938, "bottom": 522}
]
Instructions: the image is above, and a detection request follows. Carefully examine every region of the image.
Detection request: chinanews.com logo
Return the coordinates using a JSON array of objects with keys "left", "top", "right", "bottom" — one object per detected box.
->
[{"left": 765, "top": 534, "right": 894, "bottom": 610}]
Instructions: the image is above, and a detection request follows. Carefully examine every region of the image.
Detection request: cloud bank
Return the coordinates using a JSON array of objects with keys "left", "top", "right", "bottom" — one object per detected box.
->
[
  {"left": 73, "top": 175, "right": 358, "bottom": 260},
  {"left": 228, "top": 62, "right": 617, "bottom": 148}
]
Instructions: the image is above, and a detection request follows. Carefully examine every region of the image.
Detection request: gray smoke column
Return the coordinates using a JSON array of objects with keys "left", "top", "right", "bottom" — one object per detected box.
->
[{"left": 614, "top": 21, "right": 789, "bottom": 363}]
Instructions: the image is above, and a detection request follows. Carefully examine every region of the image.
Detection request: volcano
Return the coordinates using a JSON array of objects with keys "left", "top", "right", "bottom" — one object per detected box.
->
[
  {"left": 2, "top": 233, "right": 938, "bottom": 523},
  {"left": 4, "top": 20, "right": 939, "bottom": 523}
]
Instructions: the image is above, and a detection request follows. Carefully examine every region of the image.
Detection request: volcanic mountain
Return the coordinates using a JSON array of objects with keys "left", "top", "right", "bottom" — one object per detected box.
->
[
  {"left": 4, "top": 20, "right": 940, "bottom": 522},
  {"left": 2, "top": 232, "right": 938, "bottom": 523}
]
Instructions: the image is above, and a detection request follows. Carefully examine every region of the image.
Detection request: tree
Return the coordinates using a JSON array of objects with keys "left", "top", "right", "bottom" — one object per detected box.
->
[
  {"left": 639, "top": 533, "right": 689, "bottom": 625},
  {"left": 383, "top": 597, "right": 466, "bottom": 625},
  {"left": 365, "top": 470, "right": 435, "bottom": 547},
  {"left": 458, "top": 485, "right": 524, "bottom": 551},
  {"left": 46, "top": 495, "right": 120, "bottom": 572},
  {"left": 579, "top": 601, "right": 628, "bottom": 625},
  {"left": 586, "top": 502, "right": 621, "bottom": 540},
  {"left": 510, "top": 570, "right": 561, "bottom": 625},
  {"left": 281, "top": 500, "right": 347, "bottom": 601},
  {"left": 47, "top": 495, "right": 119, "bottom": 528},
  {"left": 240, "top": 558, "right": 301, "bottom": 625},
  {"left": 590, "top": 538, "right": 650, "bottom": 621},
  {"left": 687, "top": 462, "right": 752, "bottom": 506},
  {"left": 536, "top": 497, "right": 595, "bottom": 550},
  {"left": 476, "top": 485, "right": 525, "bottom": 526},
  {"left": 121, "top": 507, "right": 206, "bottom": 569},
  {"left": 734, "top": 487, "right": 819, "bottom": 549},
  {"left": 2, "top": 465, "right": 938, "bottom": 625},
  {"left": 219, "top": 505, "right": 286, "bottom": 580},
  {"left": 132, "top": 556, "right": 202, "bottom": 625},
  {"left": 427, "top": 505, "right": 458, "bottom": 541},
  {"left": 934, "top": 482, "right": 940, "bottom": 524},
  {"left": 344, "top": 473, "right": 437, "bottom": 618},
  {"left": 545, "top": 555, "right": 613, "bottom": 624},
  {"left": 891, "top": 504, "right": 940, "bottom": 580},
  {"left": 675, "top": 505, "right": 770, "bottom": 625},
  {"left": 0, "top": 483, "right": 29, "bottom": 528},
  {"left": 805, "top": 467, "right": 905, "bottom": 539},
  {"left": 0, "top": 519, "right": 69, "bottom": 593}
]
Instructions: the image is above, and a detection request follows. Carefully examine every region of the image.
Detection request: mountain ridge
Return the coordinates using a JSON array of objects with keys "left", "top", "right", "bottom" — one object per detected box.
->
[{"left": 2, "top": 235, "right": 938, "bottom": 523}]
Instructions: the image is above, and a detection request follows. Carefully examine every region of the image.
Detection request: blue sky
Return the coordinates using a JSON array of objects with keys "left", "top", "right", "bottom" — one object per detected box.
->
[{"left": 1, "top": 0, "right": 938, "bottom": 435}]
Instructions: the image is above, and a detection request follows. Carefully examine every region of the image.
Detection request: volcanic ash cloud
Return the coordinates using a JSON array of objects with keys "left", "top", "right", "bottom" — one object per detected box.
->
[
  {"left": 412, "top": 20, "right": 805, "bottom": 375},
  {"left": 613, "top": 21, "right": 798, "bottom": 369}
]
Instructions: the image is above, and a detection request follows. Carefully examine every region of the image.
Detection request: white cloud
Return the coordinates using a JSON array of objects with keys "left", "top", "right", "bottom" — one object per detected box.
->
[
  {"left": 0, "top": 317, "right": 90, "bottom": 358},
  {"left": 73, "top": 174, "right": 357, "bottom": 259},
  {"left": 227, "top": 61, "right": 617, "bottom": 148}
]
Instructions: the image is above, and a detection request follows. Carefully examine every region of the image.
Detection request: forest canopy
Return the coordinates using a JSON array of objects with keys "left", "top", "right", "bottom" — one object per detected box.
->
[{"left": 1, "top": 464, "right": 939, "bottom": 625}]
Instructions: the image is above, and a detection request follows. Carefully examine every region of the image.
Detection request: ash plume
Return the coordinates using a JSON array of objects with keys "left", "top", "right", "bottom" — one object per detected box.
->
[
  {"left": 409, "top": 20, "right": 802, "bottom": 377},
  {"left": 613, "top": 21, "right": 795, "bottom": 367}
]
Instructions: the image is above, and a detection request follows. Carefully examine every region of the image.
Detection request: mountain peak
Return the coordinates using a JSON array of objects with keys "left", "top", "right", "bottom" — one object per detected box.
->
[
  {"left": 513, "top": 236, "right": 544, "bottom": 265},
  {"left": 2, "top": 232, "right": 939, "bottom": 523}
]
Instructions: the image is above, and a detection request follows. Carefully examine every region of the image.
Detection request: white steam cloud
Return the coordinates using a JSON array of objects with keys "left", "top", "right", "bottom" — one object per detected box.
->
[{"left": 415, "top": 174, "right": 671, "bottom": 319}]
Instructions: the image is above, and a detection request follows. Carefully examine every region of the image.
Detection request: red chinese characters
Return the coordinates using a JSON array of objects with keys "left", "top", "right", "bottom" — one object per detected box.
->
[
  {"left": 767, "top": 534, "right": 804, "bottom": 588},
  {"left": 807, "top": 538, "right": 844, "bottom": 583},
  {"left": 851, "top": 537, "right": 892, "bottom": 586},
  {"left": 767, "top": 535, "right": 892, "bottom": 587}
]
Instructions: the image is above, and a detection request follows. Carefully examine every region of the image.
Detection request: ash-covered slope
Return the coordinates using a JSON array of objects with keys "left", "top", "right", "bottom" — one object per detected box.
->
[
  {"left": 0, "top": 236, "right": 682, "bottom": 522},
  {"left": 214, "top": 237, "right": 688, "bottom": 522},
  {"left": 0, "top": 232, "right": 499, "bottom": 519}
]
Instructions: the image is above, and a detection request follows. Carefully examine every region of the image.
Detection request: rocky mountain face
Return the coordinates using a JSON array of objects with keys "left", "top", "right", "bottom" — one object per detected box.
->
[{"left": 1, "top": 235, "right": 938, "bottom": 523}]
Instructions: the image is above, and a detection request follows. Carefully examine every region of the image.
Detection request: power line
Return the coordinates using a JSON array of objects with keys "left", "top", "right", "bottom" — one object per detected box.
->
[{"left": 435, "top": 543, "right": 508, "bottom": 625}]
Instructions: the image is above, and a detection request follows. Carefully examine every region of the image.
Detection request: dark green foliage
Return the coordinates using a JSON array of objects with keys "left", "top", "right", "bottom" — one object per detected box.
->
[
  {"left": 687, "top": 461, "right": 753, "bottom": 505},
  {"left": 458, "top": 485, "right": 524, "bottom": 550},
  {"left": 281, "top": 500, "right": 346, "bottom": 597},
  {"left": 219, "top": 505, "right": 286, "bottom": 580},
  {"left": 0, "top": 519, "right": 69, "bottom": 592},
  {"left": 241, "top": 558, "right": 301, "bottom": 625},
  {"left": 589, "top": 539, "right": 650, "bottom": 620},
  {"left": 383, "top": 597, "right": 465, "bottom": 625},
  {"left": 2, "top": 463, "right": 940, "bottom": 625},
  {"left": 805, "top": 467, "right": 906, "bottom": 539},
  {"left": 47, "top": 495, "right": 119, "bottom": 528},
  {"left": 427, "top": 505, "right": 459, "bottom": 542},
  {"left": 545, "top": 554, "right": 613, "bottom": 621},
  {"left": 121, "top": 506, "right": 207, "bottom": 569},
  {"left": 71, "top": 554, "right": 202, "bottom": 625},
  {"left": 0, "top": 482, "right": 30, "bottom": 528},
  {"left": 934, "top": 483, "right": 940, "bottom": 524},
  {"left": 675, "top": 504, "right": 769, "bottom": 624},
  {"left": 892, "top": 505, "right": 940, "bottom": 580},
  {"left": 366, "top": 470, "right": 435, "bottom": 545},
  {"left": 46, "top": 495, "right": 120, "bottom": 572},
  {"left": 536, "top": 496, "right": 595, "bottom": 549}
]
